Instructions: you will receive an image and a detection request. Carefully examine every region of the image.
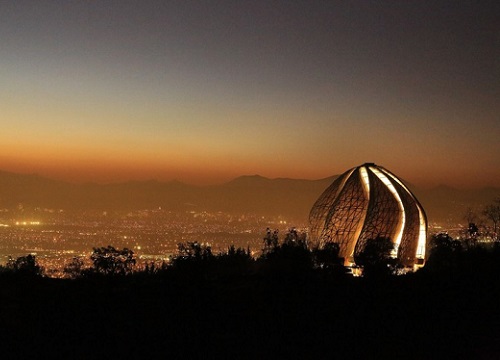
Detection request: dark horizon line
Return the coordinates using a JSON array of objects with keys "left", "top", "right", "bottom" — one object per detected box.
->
[
  {"left": 0, "top": 168, "right": 339, "bottom": 187},
  {"left": 1, "top": 167, "right": 498, "bottom": 191}
]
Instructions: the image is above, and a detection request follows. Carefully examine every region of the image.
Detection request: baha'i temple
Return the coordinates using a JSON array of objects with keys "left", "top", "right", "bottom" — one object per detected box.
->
[{"left": 309, "top": 163, "right": 427, "bottom": 268}]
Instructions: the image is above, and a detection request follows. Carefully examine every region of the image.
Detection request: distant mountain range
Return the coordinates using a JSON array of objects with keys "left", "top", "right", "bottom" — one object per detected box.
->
[{"left": 0, "top": 170, "right": 498, "bottom": 226}]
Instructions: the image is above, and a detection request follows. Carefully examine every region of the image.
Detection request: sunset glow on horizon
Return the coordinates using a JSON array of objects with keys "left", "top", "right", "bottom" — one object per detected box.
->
[{"left": 1, "top": 1, "right": 498, "bottom": 188}]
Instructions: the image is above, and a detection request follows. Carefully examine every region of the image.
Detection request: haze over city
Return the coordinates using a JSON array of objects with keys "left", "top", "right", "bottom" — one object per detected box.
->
[{"left": 1, "top": 1, "right": 499, "bottom": 188}]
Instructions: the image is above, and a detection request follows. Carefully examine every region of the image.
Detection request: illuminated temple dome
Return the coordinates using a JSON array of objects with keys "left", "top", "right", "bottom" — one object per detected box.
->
[{"left": 309, "top": 163, "right": 427, "bottom": 267}]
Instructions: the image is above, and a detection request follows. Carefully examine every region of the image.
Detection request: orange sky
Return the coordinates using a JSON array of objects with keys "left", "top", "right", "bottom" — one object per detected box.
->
[{"left": 1, "top": 2, "right": 499, "bottom": 188}]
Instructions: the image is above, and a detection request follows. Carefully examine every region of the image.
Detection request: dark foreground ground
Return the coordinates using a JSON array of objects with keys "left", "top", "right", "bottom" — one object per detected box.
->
[{"left": 1, "top": 271, "right": 499, "bottom": 360}]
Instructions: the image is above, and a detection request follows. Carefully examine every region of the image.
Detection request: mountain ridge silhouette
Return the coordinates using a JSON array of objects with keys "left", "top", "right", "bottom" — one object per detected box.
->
[{"left": 0, "top": 169, "right": 498, "bottom": 224}]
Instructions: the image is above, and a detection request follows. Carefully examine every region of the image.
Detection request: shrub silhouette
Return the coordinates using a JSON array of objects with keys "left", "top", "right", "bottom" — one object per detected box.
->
[
  {"left": 5, "top": 254, "right": 43, "bottom": 277},
  {"left": 90, "top": 246, "right": 136, "bottom": 276},
  {"left": 215, "top": 245, "right": 253, "bottom": 278},
  {"left": 258, "top": 228, "right": 313, "bottom": 276},
  {"left": 355, "top": 236, "right": 395, "bottom": 278},
  {"left": 312, "top": 242, "right": 342, "bottom": 268},
  {"left": 170, "top": 242, "right": 253, "bottom": 281},
  {"left": 424, "top": 233, "right": 462, "bottom": 274},
  {"left": 63, "top": 257, "right": 85, "bottom": 279}
]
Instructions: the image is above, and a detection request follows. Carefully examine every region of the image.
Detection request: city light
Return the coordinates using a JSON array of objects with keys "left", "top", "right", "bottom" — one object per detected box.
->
[
  {"left": 0, "top": 209, "right": 296, "bottom": 276},
  {"left": 15, "top": 221, "right": 41, "bottom": 226}
]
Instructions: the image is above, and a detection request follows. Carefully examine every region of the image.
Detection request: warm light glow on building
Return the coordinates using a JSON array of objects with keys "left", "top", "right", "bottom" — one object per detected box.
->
[
  {"left": 381, "top": 170, "right": 427, "bottom": 260},
  {"left": 309, "top": 163, "right": 428, "bottom": 268},
  {"left": 369, "top": 166, "right": 405, "bottom": 257}
]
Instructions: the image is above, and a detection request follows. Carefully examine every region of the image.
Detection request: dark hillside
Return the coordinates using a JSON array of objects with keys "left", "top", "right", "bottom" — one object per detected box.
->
[{"left": 1, "top": 271, "right": 499, "bottom": 359}]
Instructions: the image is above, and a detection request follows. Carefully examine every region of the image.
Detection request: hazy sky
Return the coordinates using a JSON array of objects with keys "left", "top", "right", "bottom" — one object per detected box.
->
[{"left": 1, "top": 1, "right": 499, "bottom": 188}]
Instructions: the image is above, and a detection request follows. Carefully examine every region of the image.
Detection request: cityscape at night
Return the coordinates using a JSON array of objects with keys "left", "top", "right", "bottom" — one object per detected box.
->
[
  {"left": 0, "top": 206, "right": 295, "bottom": 276},
  {"left": 0, "top": 167, "right": 498, "bottom": 277}
]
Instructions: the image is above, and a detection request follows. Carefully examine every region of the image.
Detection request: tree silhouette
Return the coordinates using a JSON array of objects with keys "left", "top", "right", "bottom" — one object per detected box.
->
[
  {"left": 312, "top": 242, "right": 342, "bottom": 268},
  {"left": 90, "top": 246, "right": 136, "bottom": 276},
  {"left": 63, "top": 257, "right": 85, "bottom": 279},
  {"left": 424, "top": 233, "right": 463, "bottom": 273},
  {"left": 6, "top": 254, "right": 43, "bottom": 276},
  {"left": 214, "top": 245, "right": 253, "bottom": 279},
  {"left": 262, "top": 228, "right": 279, "bottom": 254},
  {"left": 465, "top": 222, "right": 479, "bottom": 248},
  {"left": 218, "top": 245, "right": 252, "bottom": 263},
  {"left": 483, "top": 198, "right": 500, "bottom": 240},
  {"left": 169, "top": 241, "right": 215, "bottom": 280},
  {"left": 175, "top": 241, "right": 214, "bottom": 262},
  {"left": 259, "top": 228, "right": 313, "bottom": 276},
  {"left": 355, "top": 236, "right": 395, "bottom": 278},
  {"left": 464, "top": 206, "right": 478, "bottom": 225}
]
